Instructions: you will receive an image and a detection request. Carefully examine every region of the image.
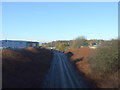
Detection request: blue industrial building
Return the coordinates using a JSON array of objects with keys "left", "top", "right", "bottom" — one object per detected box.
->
[{"left": 0, "top": 40, "right": 39, "bottom": 48}]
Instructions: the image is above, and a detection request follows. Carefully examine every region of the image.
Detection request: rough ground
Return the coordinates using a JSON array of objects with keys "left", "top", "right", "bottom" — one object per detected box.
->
[{"left": 2, "top": 47, "right": 53, "bottom": 88}]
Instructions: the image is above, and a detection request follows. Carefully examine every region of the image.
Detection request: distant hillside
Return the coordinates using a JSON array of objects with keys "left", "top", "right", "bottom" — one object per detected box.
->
[{"left": 42, "top": 39, "right": 105, "bottom": 51}]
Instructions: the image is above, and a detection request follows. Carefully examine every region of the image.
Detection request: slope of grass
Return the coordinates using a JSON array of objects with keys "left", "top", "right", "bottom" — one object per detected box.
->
[
  {"left": 66, "top": 40, "right": 119, "bottom": 88},
  {"left": 2, "top": 47, "right": 53, "bottom": 88}
]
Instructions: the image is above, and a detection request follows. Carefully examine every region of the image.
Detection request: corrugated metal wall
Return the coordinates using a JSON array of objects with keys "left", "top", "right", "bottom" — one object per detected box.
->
[
  {"left": 1, "top": 40, "right": 39, "bottom": 48},
  {"left": 1, "top": 40, "right": 27, "bottom": 48}
]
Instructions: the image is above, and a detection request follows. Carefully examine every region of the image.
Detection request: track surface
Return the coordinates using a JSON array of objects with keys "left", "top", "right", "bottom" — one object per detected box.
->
[{"left": 43, "top": 51, "right": 92, "bottom": 88}]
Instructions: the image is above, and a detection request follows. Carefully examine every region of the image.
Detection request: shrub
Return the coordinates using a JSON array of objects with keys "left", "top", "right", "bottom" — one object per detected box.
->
[
  {"left": 55, "top": 43, "right": 66, "bottom": 52},
  {"left": 89, "top": 40, "right": 118, "bottom": 74},
  {"left": 88, "top": 40, "right": 119, "bottom": 88}
]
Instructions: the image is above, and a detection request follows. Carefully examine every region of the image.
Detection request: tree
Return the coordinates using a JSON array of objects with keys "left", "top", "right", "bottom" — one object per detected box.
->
[
  {"left": 71, "top": 36, "right": 87, "bottom": 48},
  {"left": 55, "top": 43, "right": 66, "bottom": 52}
]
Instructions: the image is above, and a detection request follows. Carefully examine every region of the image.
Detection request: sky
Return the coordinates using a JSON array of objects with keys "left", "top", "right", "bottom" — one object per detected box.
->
[{"left": 2, "top": 2, "right": 118, "bottom": 42}]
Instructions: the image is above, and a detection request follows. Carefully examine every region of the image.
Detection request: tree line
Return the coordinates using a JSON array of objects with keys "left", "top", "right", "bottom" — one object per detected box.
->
[{"left": 42, "top": 36, "right": 104, "bottom": 51}]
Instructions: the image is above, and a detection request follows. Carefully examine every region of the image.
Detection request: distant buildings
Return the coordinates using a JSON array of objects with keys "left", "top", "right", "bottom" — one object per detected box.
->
[{"left": 0, "top": 40, "right": 39, "bottom": 48}]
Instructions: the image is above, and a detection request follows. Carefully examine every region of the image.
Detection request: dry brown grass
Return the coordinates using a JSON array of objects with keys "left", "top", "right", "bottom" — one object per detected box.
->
[
  {"left": 2, "top": 47, "right": 53, "bottom": 88},
  {"left": 66, "top": 47, "right": 97, "bottom": 87},
  {"left": 66, "top": 47, "right": 92, "bottom": 75},
  {"left": 66, "top": 47, "right": 119, "bottom": 88},
  {"left": 66, "top": 47, "right": 92, "bottom": 60},
  {"left": 2, "top": 49, "right": 31, "bottom": 62}
]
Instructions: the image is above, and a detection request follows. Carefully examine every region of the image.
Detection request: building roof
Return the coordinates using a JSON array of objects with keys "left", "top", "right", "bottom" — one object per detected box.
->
[{"left": 0, "top": 40, "right": 39, "bottom": 43}]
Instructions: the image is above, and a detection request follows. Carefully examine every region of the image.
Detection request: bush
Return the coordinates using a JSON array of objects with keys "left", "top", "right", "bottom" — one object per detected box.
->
[
  {"left": 89, "top": 40, "right": 118, "bottom": 74},
  {"left": 88, "top": 40, "right": 119, "bottom": 88},
  {"left": 55, "top": 43, "right": 66, "bottom": 52}
]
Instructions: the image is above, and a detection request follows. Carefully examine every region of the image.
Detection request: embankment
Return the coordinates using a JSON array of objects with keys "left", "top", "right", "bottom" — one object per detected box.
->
[{"left": 2, "top": 47, "right": 53, "bottom": 88}]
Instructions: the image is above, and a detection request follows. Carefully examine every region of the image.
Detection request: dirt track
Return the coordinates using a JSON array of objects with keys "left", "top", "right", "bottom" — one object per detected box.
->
[{"left": 43, "top": 50, "right": 96, "bottom": 88}]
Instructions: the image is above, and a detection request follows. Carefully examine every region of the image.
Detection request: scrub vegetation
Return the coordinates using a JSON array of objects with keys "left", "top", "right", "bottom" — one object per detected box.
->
[
  {"left": 67, "top": 39, "right": 119, "bottom": 88},
  {"left": 88, "top": 40, "right": 119, "bottom": 88}
]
